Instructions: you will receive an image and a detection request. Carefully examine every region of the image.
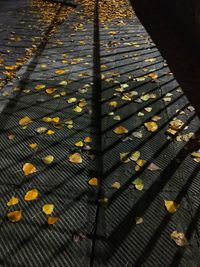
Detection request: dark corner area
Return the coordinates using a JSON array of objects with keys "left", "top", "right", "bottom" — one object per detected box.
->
[{"left": 130, "top": 0, "right": 200, "bottom": 117}]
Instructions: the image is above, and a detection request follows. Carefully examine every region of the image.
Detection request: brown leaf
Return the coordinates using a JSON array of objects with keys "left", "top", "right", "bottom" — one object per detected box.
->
[
  {"left": 88, "top": 177, "right": 98, "bottom": 186},
  {"left": 171, "top": 231, "right": 189, "bottom": 246},
  {"left": 7, "top": 210, "right": 22, "bottom": 222},
  {"left": 147, "top": 162, "right": 161, "bottom": 171},
  {"left": 144, "top": 121, "right": 158, "bottom": 132},
  {"left": 47, "top": 217, "right": 59, "bottom": 225},
  {"left": 111, "top": 182, "right": 121, "bottom": 189}
]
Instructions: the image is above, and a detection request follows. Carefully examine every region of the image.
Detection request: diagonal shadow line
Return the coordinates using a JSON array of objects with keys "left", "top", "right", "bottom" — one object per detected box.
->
[
  {"left": 0, "top": 4, "right": 74, "bottom": 131},
  {"left": 96, "top": 128, "right": 200, "bottom": 264}
]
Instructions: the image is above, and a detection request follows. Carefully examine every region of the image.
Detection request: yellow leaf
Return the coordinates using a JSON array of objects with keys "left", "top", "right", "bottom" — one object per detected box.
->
[
  {"left": 46, "top": 88, "right": 56, "bottom": 94},
  {"left": 47, "top": 217, "right": 59, "bottom": 225},
  {"left": 133, "top": 178, "right": 144, "bottom": 191},
  {"left": 144, "top": 121, "right": 158, "bottom": 132},
  {"left": 19, "top": 116, "right": 32, "bottom": 126},
  {"left": 22, "top": 163, "right": 37, "bottom": 176},
  {"left": 109, "top": 101, "right": 118, "bottom": 107},
  {"left": 7, "top": 196, "right": 19, "bottom": 206},
  {"left": 67, "top": 97, "right": 77, "bottom": 103},
  {"left": 52, "top": 117, "right": 60, "bottom": 123},
  {"left": 84, "top": 136, "right": 92, "bottom": 143},
  {"left": 73, "top": 106, "right": 82, "bottom": 113},
  {"left": 68, "top": 153, "right": 82, "bottom": 164},
  {"left": 24, "top": 189, "right": 39, "bottom": 201},
  {"left": 113, "top": 126, "right": 128, "bottom": 134},
  {"left": 79, "top": 100, "right": 87, "bottom": 108},
  {"left": 42, "top": 117, "right": 52, "bottom": 123},
  {"left": 7, "top": 210, "right": 22, "bottom": 222},
  {"left": 42, "top": 155, "right": 54, "bottom": 164},
  {"left": 164, "top": 200, "right": 180, "bottom": 213},
  {"left": 130, "top": 151, "right": 140, "bottom": 161},
  {"left": 42, "top": 204, "right": 54, "bottom": 215},
  {"left": 5, "top": 65, "right": 18, "bottom": 71},
  {"left": 28, "top": 143, "right": 38, "bottom": 149},
  {"left": 35, "top": 84, "right": 46, "bottom": 90},
  {"left": 55, "top": 70, "right": 65, "bottom": 75},
  {"left": 136, "top": 159, "right": 147, "bottom": 167},
  {"left": 88, "top": 177, "right": 98, "bottom": 186},
  {"left": 59, "top": 80, "right": 68, "bottom": 85},
  {"left": 75, "top": 141, "right": 84, "bottom": 147},
  {"left": 140, "top": 94, "right": 150, "bottom": 101},
  {"left": 47, "top": 130, "right": 55, "bottom": 135},
  {"left": 171, "top": 231, "right": 189, "bottom": 247}
]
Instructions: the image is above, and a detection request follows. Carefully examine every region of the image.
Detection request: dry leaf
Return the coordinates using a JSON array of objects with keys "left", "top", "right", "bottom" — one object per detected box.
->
[
  {"left": 135, "top": 217, "right": 143, "bottom": 225},
  {"left": 24, "top": 189, "right": 39, "bottom": 201},
  {"left": 46, "top": 88, "right": 56, "bottom": 94},
  {"left": 47, "top": 130, "right": 55, "bottom": 135},
  {"left": 164, "top": 200, "right": 180, "bottom": 213},
  {"left": 171, "top": 231, "right": 189, "bottom": 246},
  {"left": 68, "top": 153, "right": 82, "bottom": 164},
  {"left": 111, "top": 182, "right": 121, "bottom": 189},
  {"left": 22, "top": 163, "right": 37, "bottom": 176},
  {"left": 35, "top": 84, "right": 46, "bottom": 90},
  {"left": 42, "top": 204, "right": 54, "bottom": 215},
  {"left": 75, "top": 141, "right": 84, "bottom": 147},
  {"left": 19, "top": 116, "right": 32, "bottom": 126},
  {"left": 84, "top": 137, "right": 92, "bottom": 143},
  {"left": 73, "top": 106, "right": 82, "bottom": 113},
  {"left": 67, "top": 97, "right": 77, "bottom": 103},
  {"left": 133, "top": 178, "right": 144, "bottom": 191},
  {"left": 130, "top": 151, "right": 140, "bottom": 161},
  {"left": 42, "top": 155, "right": 54, "bottom": 164},
  {"left": 147, "top": 163, "right": 161, "bottom": 171},
  {"left": 113, "top": 126, "right": 128, "bottom": 134},
  {"left": 88, "top": 177, "right": 98, "bottom": 186},
  {"left": 148, "top": 73, "right": 158, "bottom": 80},
  {"left": 35, "top": 127, "right": 47, "bottom": 134},
  {"left": 7, "top": 196, "right": 19, "bottom": 206},
  {"left": 42, "top": 117, "right": 52, "bottom": 123},
  {"left": 55, "top": 70, "right": 65, "bottom": 75},
  {"left": 120, "top": 152, "right": 131, "bottom": 163},
  {"left": 7, "top": 210, "right": 22, "bottom": 222},
  {"left": 47, "top": 217, "right": 59, "bottom": 225},
  {"left": 144, "top": 121, "right": 158, "bottom": 132},
  {"left": 8, "top": 133, "right": 15, "bottom": 140},
  {"left": 109, "top": 101, "right": 118, "bottom": 107},
  {"left": 28, "top": 143, "right": 38, "bottom": 149}
]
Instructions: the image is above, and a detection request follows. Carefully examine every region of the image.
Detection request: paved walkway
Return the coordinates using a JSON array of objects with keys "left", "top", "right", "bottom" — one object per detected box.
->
[{"left": 0, "top": 0, "right": 199, "bottom": 266}]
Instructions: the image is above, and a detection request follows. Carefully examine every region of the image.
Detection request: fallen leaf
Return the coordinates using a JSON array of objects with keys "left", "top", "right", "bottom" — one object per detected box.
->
[
  {"left": 19, "top": 116, "right": 32, "bottom": 126},
  {"left": 148, "top": 73, "right": 158, "bottom": 80},
  {"left": 47, "top": 130, "right": 55, "bottom": 135},
  {"left": 144, "top": 121, "right": 158, "bottom": 132},
  {"left": 113, "top": 126, "right": 128, "bottom": 134},
  {"left": 75, "top": 141, "right": 84, "bottom": 147},
  {"left": 35, "top": 127, "right": 48, "bottom": 134},
  {"left": 109, "top": 101, "right": 118, "bottom": 107},
  {"left": 111, "top": 182, "right": 121, "bottom": 189},
  {"left": 133, "top": 178, "right": 144, "bottom": 191},
  {"left": 42, "top": 117, "right": 52, "bottom": 123},
  {"left": 68, "top": 153, "right": 82, "bottom": 164},
  {"left": 130, "top": 151, "right": 140, "bottom": 161},
  {"left": 24, "top": 189, "right": 39, "bottom": 201},
  {"left": 147, "top": 162, "right": 161, "bottom": 171},
  {"left": 171, "top": 231, "right": 189, "bottom": 246},
  {"left": 73, "top": 106, "right": 82, "bottom": 113},
  {"left": 7, "top": 196, "right": 19, "bottom": 206},
  {"left": 55, "top": 70, "right": 65, "bottom": 75},
  {"left": 84, "top": 137, "right": 92, "bottom": 143},
  {"left": 191, "top": 152, "right": 200, "bottom": 163},
  {"left": 28, "top": 143, "right": 38, "bottom": 149},
  {"left": 42, "top": 155, "right": 54, "bottom": 165},
  {"left": 35, "top": 84, "right": 46, "bottom": 90},
  {"left": 67, "top": 97, "right": 77, "bottom": 103},
  {"left": 42, "top": 204, "right": 54, "bottom": 215},
  {"left": 8, "top": 133, "right": 15, "bottom": 140},
  {"left": 88, "top": 177, "right": 98, "bottom": 186},
  {"left": 132, "top": 131, "right": 143, "bottom": 139},
  {"left": 135, "top": 217, "right": 143, "bottom": 225},
  {"left": 164, "top": 200, "right": 180, "bottom": 213},
  {"left": 46, "top": 88, "right": 56, "bottom": 94},
  {"left": 98, "top": 197, "right": 108, "bottom": 206},
  {"left": 120, "top": 152, "right": 131, "bottom": 163},
  {"left": 47, "top": 217, "right": 59, "bottom": 225},
  {"left": 22, "top": 163, "right": 37, "bottom": 176},
  {"left": 7, "top": 210, "right": 22, "bottom": 222}
]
